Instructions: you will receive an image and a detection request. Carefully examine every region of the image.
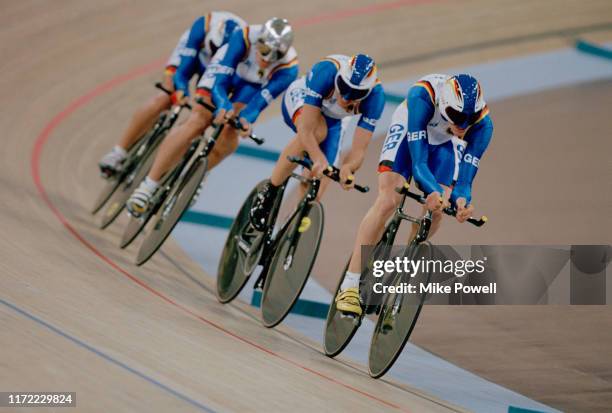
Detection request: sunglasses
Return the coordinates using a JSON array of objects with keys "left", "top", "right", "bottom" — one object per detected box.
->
[
  {"left": 335, "top": 75, "right": 370, "bottom": 101},
  {"left": 256, "top": 39, "right": 282, "bottom": 62},
  {"left": 445, "top": 106, "right": 482, "bottom": 128}
]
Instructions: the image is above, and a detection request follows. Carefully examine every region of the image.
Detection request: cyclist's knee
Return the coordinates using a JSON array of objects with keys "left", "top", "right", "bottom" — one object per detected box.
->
[
  {"left": 374, "top": 190, "right": 399, "bottom": 219},
  {"left": 431, "top": 208, "right": 443, "bottom": 222},
  {"left": 215, "top": 129, "right": 239, "bottom": 156},
  {"left": 185, "top": 108, "right": 209, "bottom": 132},
  {"left": 151, "top": 93, "right": 171, "bottom": 111}
]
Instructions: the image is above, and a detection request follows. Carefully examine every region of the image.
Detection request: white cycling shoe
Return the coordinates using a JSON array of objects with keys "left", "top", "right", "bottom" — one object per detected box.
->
[
  {"left": 98, "top": 146, "right": 126, "bottom": 179},
  {"left": 126, "top": 178, "right": 158, "bottom": 218}
]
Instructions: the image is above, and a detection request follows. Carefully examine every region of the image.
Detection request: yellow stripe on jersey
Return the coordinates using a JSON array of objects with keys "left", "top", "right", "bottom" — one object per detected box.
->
[
  {"left": 474, "top": 105, "right": 490, "bottom": 124},
  {"left": 204, "top": 13, "right": 211, "bottom": 34},
  {"left": 268, "top": 57, "right": 299, "bottom": 78},
  {"left": 322, "top": 57, "right": 340, "bottom": 70},
  {"left": 414, "top": 81, "right": 435, "bottom": 103},
  {"left": 242, "top": 26, "right": 250, "bottom": 50}
]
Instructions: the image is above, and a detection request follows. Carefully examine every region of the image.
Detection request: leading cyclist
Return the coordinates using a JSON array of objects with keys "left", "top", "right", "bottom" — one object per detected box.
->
[{"left": 336, "top": 73, "right": 494, "bottom": 316}]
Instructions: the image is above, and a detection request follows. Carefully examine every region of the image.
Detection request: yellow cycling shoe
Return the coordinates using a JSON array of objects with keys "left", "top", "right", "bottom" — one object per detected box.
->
[{"left": 335, "top": 287, "right": 362, "bottom": 316}]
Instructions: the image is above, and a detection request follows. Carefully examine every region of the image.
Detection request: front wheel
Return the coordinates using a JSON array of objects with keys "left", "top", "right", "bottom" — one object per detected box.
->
[
  {"left": 135, "top": 157, "right": 208, "bottom": 265},
  {"left": 368, "top": 241, "right": 432, "bottom": 378},
  {"left": 324, "top": 220, "right": 399, "bottom": 357},
  {"left": 260, "top": 201, "right": 324, "bottom": 328},
  {"left": 216, "top": 180, "right": 269, "bottom": 304}
]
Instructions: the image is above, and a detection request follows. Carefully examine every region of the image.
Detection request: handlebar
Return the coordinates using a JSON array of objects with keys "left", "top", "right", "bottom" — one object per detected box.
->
[
  {"left": 194, "top": 97, "right": 264, "bottom": 145},
  {"left": 154, "top": 82, "right": 192, "bottom": 110},
  {"left": 288, "top": 156, "right": 370, "bottom": 193},
  {"left": 395, "top": 184, "right": 487, "bottom": 227}
]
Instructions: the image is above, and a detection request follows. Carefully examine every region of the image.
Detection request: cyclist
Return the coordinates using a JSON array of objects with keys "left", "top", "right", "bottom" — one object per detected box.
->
[
  {"left": 126, "top": 17, "right": 298, "bottom": 217},
  {"left": 249, "top": 54, "right": 385, "bottom": 231},
  {"left": 98, "top": 11, "right": 246, "bottom": 177},
  {"left": 336, "top": 73, "right": 494, "bottom": 316}
]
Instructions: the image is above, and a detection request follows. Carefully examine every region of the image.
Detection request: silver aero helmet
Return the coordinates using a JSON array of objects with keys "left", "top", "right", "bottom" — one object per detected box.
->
[
  {"left": 439, "top": 74, "right": 486, "bottom": 129},
  {"left": 256, "top": 17, "right": 294, "bottom": 62}
]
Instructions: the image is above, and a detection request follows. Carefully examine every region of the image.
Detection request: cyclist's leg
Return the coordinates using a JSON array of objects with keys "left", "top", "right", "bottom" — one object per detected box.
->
[
  {"left": 347, "top": 171, "right": 406, "bottom": 273},
  {"left": 118, "top": 91, "right": 172, "bottom": 150},
  {"left": 346, "top": 103, "right": 412, "bottom": 275},
  {"left": 147, "top": 96, "right": 213, "bottom": 181}
]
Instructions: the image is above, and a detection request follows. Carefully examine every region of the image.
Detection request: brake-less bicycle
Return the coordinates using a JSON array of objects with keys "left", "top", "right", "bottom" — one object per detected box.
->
[
  {"left": 217, "top": 155, "right": 369, "bottom": 328},
  {"left": 91, "top": 82, "right": 190, "bottom": 218},
  {"left": 123, "top": 98, "right": 264, "bottom": 265},
  {"left": 94, "top": 83, "right": 191, "bottom": 229},
  {"left": 324, "top": 182, "right": 487, "bottom": 378}
]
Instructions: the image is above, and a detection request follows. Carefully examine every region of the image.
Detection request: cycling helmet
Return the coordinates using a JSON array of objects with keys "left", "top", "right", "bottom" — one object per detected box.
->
[
  {"left": 335, "top": 54, "right": 377, "bottom": 101},
  {"left": 439, "top": 74, "right": 486, "bottom": 129},
  {"left": 256, "top": 17, "right": 294, "bottom": 62}
]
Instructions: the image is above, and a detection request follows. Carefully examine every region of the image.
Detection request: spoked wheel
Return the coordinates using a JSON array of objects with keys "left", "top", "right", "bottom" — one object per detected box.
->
[
  {"left": 368, "top": 241, "right": 433, "bottom": 378},
  {"left": 98, "top": 137, "right": 161, "bottom": 229},
  {"left": 260, "top": 201, "right": 324, "bottom": 328},
  {"left": 216, "top": 180, "right": 269, "bottom": 304},
  {"left": 135, "top": 157, "right": 208, "bottom": 265}
]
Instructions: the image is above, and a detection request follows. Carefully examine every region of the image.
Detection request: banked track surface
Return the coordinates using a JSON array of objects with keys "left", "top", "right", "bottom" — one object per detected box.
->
[{"left": 2, "top": 1, "right": 611, "bottom": 412}]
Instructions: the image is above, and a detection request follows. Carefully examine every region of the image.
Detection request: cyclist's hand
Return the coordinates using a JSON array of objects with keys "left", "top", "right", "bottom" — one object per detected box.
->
[
  {"left": 311, "top": 152, "right": 329, "bottom": 179},
  {"left": 162, "top": 73, "right": 174, "bottom": 91},
  {"left": 426, "top": 192, "right": 445, "bottom": 211},
  {"left": 170, "top": 91, "right": 185, "bottom": 106},
  {"left": 339, "top": 164, "right": 355, "bottom": 190},
  {"left": 214, "top": 108, "right": 233, "bottom": 126},
  {"left": 455, "top": 198, "right": 474, "bottom": 223},
  {"left": 238, "top": 117, "right": 252, "bottom": 138}
]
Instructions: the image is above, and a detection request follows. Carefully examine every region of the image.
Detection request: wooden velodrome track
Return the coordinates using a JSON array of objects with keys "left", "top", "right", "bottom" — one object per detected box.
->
[{"left": 1, "top": 0, "right": 611, "bottom": 412}]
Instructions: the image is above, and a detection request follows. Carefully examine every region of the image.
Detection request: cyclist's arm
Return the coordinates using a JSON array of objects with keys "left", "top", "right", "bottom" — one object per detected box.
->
[
  {"left": 406, "top": 85, "right": 443, "bottom": 195},
  {"left": 451, "top": 115, "right": 493, "bottom": 205},
  {"left": 164, "top": 29, "right": 190, "bottom": 79},
  {"left": 239, "top": 60, "right": 299, "bottom": 124},
  {"left": 295, "top": 60, "right": 337, "bottom": 160},
  {"left": 207, "top": 28, "right": 248, "bottom": 113},
  {"left": 297, "top": 104, "right": 327, "bottom": 160},
  {"left": 345, "top": 84, "right": 386, "bottom": 171},
  {"left": 173, "top": 16, "right": 206, "bottom": 95}
]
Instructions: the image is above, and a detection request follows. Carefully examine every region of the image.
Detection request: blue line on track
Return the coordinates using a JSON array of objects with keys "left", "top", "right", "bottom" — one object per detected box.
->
[
  {"left": 250, "top": 290, "right": 329, "bottom": 319},
  {"left": 0, "top": 297, "right": 217, "bottom": 413},
  {"left": 575, "top": 39, "right": 612, "bottom": 60}
]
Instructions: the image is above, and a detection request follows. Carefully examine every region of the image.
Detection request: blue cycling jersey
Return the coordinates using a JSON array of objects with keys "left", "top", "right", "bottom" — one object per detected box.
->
[
  {"left": 406, "top": 75, "right": 493, "bottom": 204},
  {"left": 200, "top": 25, "right": 299, "bottom": 123},
  {"left": 173, "top": 12, "right": 245, "bottom": 95}
]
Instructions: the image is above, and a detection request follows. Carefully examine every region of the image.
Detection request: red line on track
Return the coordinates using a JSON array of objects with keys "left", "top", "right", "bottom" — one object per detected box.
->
[{"left": 28, "top": 1, "right": 443, "bottom": 410}]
